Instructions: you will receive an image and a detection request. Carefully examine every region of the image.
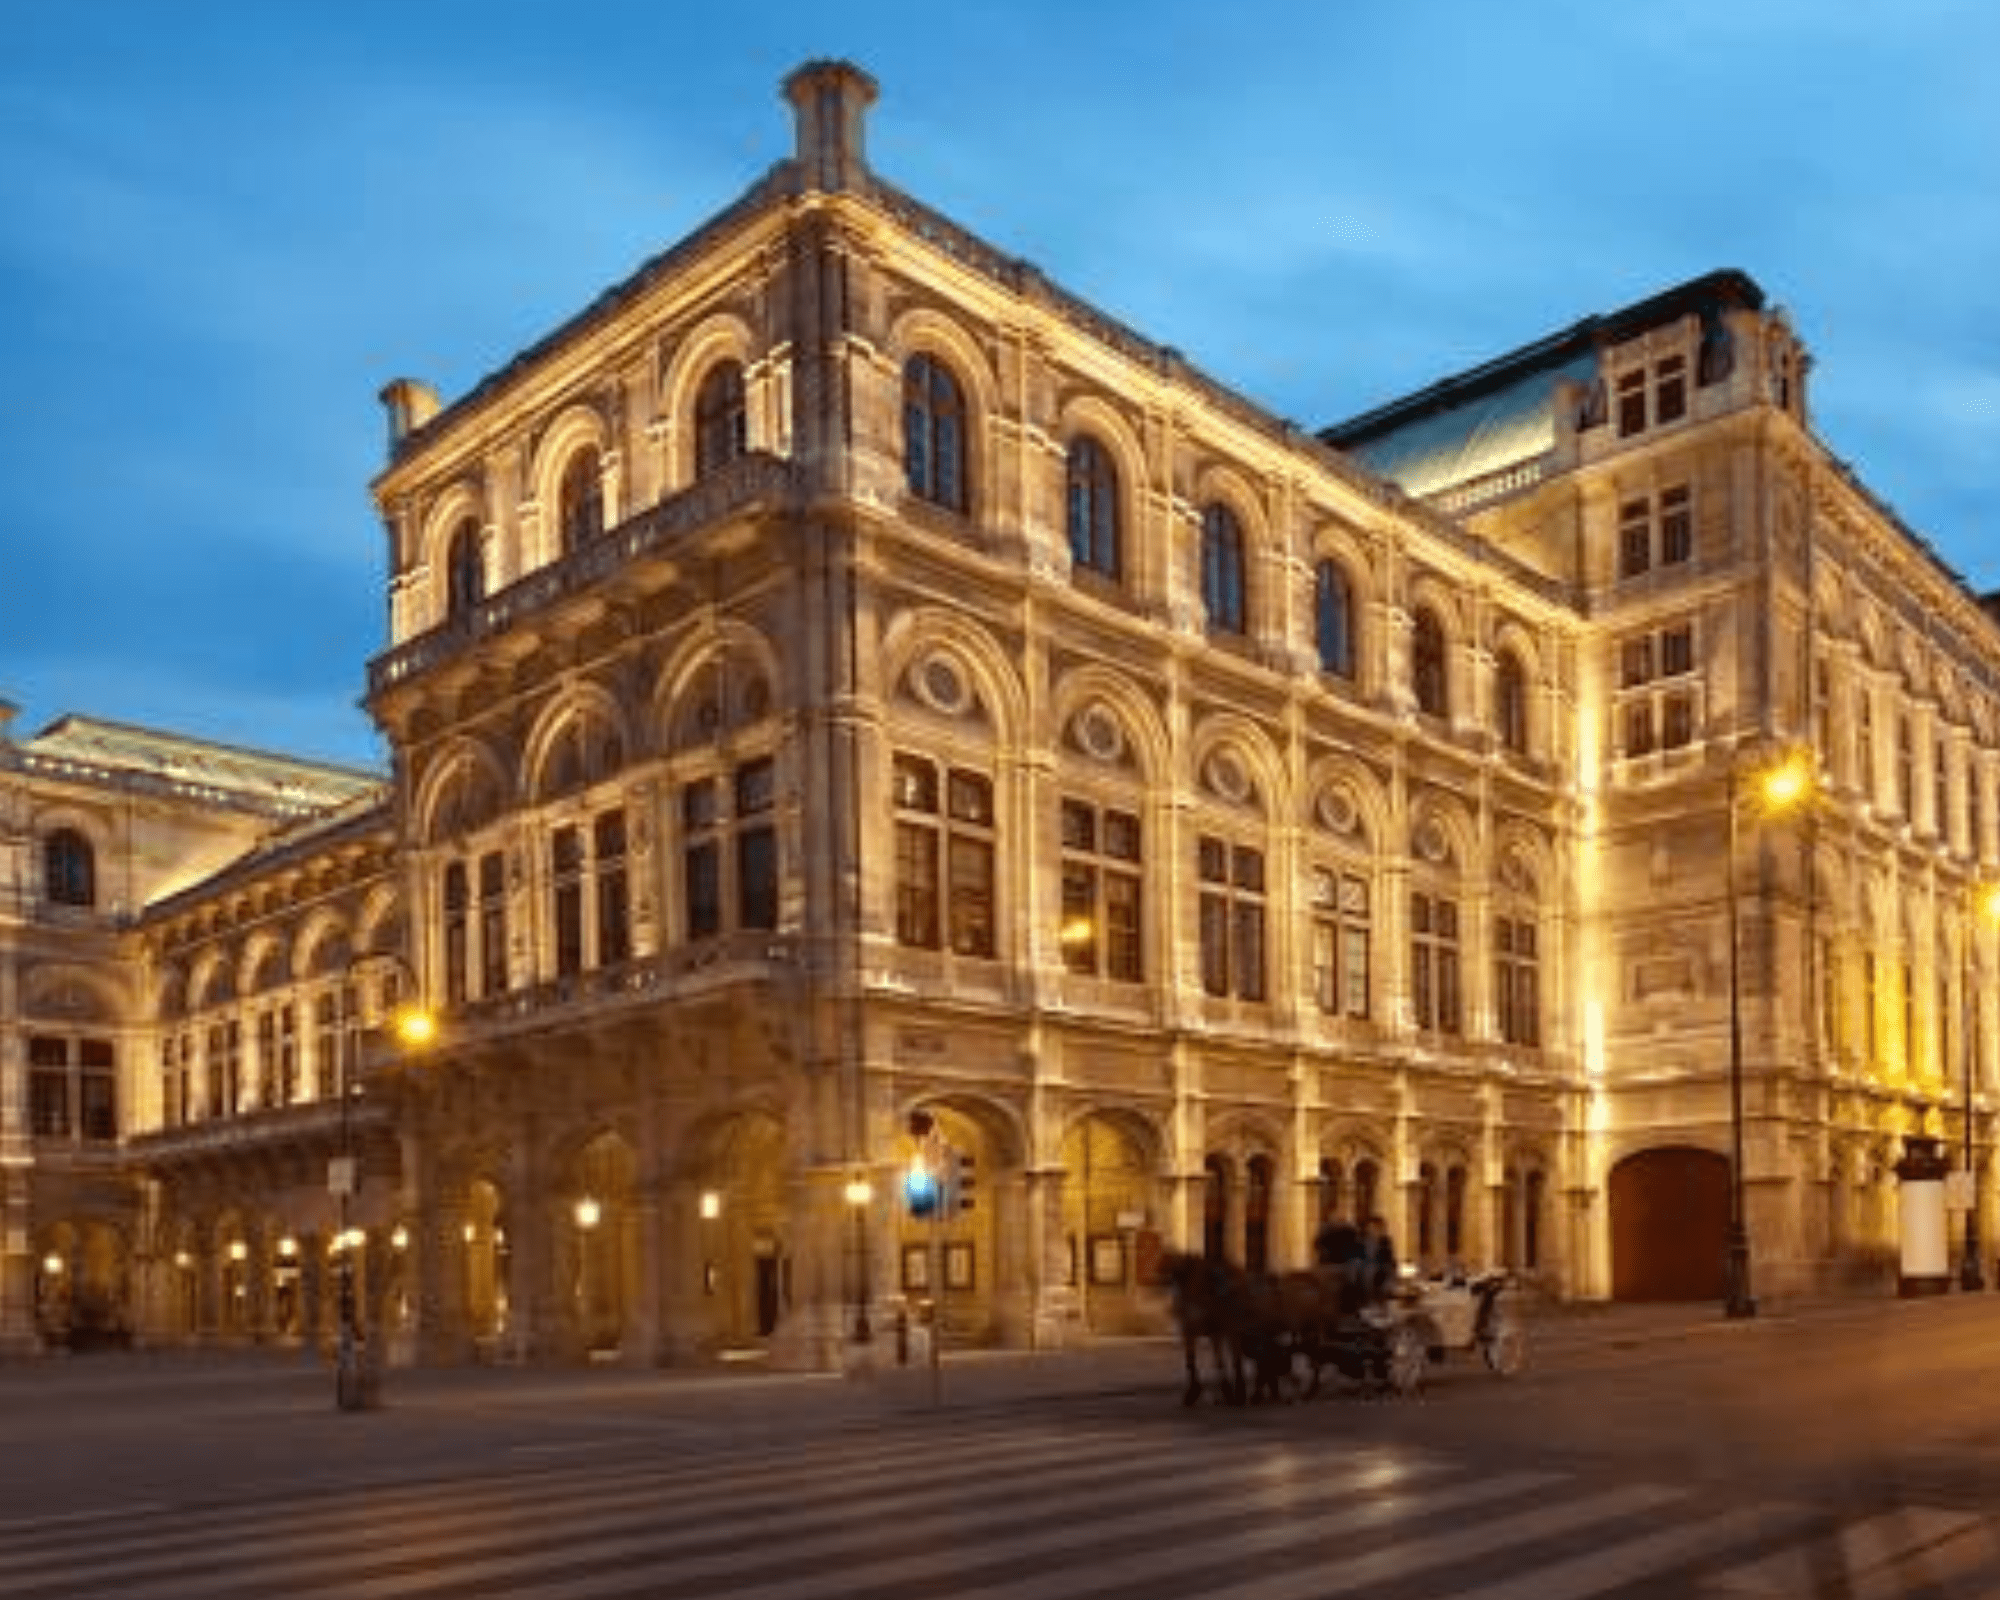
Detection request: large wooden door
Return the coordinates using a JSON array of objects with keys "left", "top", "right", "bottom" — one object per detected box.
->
[{"left": 1610, "top": 1147, "right": 1730, "bottom": 1300}]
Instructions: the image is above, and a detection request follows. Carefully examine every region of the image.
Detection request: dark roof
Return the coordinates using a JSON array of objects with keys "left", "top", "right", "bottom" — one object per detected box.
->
[{"left": 1318, "top": 270, "right": 1768, "bottom": 500}]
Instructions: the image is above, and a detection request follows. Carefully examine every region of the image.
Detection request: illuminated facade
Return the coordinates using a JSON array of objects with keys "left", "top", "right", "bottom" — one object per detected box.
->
[{"left": 4, "top": 61, "right": 1995, "bottom": 1364}]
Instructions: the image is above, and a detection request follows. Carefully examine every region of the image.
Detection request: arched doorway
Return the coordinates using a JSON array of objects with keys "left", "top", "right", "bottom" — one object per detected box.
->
[
  {"left": 694, "top": 1112, "right": 790, "bottom": 1348},
  {"left": 1062, "top": 1114, "right": 1155, "bottom": 1333},
  {"left": 569, "top": 1132, "right": 636, "bottom": 1356},
  {"left": 1610, "top": 1146, "right": 1730, "bottom": 1300}
]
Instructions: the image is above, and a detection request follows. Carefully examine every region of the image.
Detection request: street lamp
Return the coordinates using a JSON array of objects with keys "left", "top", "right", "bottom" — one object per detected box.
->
[
  {"left": 844, "top": 1176, "right": 874, "bottom": 1343},
  {"left": 1724, "top": 750, "right": 1813, "bottom": 1320},
  {"left": 335, "top": 949, "right": 434, "bottom": 1411},
  {"left": 700, "top": 1189, "right": 721, "bottom": 1299},
  {"left": 1961, "top": 885, "right": 2000, "bottom": 1290}
]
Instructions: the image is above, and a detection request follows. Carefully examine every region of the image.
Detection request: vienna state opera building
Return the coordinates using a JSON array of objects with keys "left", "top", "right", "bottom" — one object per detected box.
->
[{"left": 4, "top": 61, "right": 1995, "bottom": 1367}]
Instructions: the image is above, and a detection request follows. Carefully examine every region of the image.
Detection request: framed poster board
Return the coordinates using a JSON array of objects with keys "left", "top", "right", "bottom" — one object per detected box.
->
[
  {"left": 901, "top": 1243, "right": 929, "bottom": 1292},
  {"left": 945, "top": 1241, "right": 975, "bottom": 1290},
  {"left": 1089, "top": 1233, "right": 1125, "bottom": 1287}
]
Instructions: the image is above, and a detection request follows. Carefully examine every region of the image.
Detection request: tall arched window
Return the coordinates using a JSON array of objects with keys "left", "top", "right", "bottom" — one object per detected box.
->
[
  {"left": 694, "top": 360, "right": 748, "bottom": 478},
  {"left": 1413, "top": 606, "right": 1449, "bottom": 718},
  {"left": 45, "top": 828, "right": 94, "bottom": 908},
  {"left": 903, "top": 354, "right": 966, "bottom": 511},
  {"left": 1201, "top": 503, "right": 1246, "bottom": 634},
  {"left": 557, "top": 446, "right": 604, "bottom": 553},
  {"left": 1065, "top": 435, "right": 1120, "bottom": 579},
  {"left": 1495, "top": 648, "right": 1529, "bottom": 754},
  {"left": 1314, "top": 558, "right": 1355, "bottom": 677},
  {"left": 445, "top": 518, "right": 483, "bottom": 619}
]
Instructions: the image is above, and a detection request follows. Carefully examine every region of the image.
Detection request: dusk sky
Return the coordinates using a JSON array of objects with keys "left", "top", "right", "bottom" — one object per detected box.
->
[{"left": 5, "top": 1, "right": 1996, "bottom": 771}]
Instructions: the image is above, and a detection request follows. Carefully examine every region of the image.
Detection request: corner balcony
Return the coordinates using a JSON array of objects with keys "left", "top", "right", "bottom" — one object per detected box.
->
[{"left": 367, "top": 451, "right": 797, "bottom": 701}]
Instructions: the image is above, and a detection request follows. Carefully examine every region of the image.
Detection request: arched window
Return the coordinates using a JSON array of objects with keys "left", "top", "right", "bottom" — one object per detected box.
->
[
  {"left": 694, "top": 360, "right": 748, "bottom": 478},
  {"left": 557, "top": 447, "right": 603, "bottom": 553},
  {"left": 1201, "top": 503, "right": 1246, "bottom": 634},
  {"left": 1314, "top": 558, "right": 1355, "bottom": 677},
  {"left": 445, "top": 518, "right": 483, "bottom": 619},
  {"left": 1413, "top": 606, "right": 1449, "bottom": 718},
  {"left": 1065, "top": 435, "right": 1120, "bottom": 578},
  {"left": 903, "top": 354, "right": 966, "bottom": 511},
  {"left": 1495, "top": 648, "right": 1529, "bottom": 754},
  {"left": 45, "top": 828, "right": 94, "bottom": 908}
]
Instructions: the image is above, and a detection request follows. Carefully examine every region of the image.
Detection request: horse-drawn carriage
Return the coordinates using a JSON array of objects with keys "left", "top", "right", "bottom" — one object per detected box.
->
[{"left": 1159, "top": 1252, "right": 1526, "bottom": 1405}]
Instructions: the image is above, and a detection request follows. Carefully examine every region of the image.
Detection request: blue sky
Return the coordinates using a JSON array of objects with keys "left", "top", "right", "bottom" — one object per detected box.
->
[{"left": 4, "top": 1, "right": 1996, "bottom": 770}]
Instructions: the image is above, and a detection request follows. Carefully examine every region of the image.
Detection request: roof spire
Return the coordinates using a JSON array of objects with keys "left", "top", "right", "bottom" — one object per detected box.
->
[{"left": 783, "top": 60, "right": 878, "bottom": 192}]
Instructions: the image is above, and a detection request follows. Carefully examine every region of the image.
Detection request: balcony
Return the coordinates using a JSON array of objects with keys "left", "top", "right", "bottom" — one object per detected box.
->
[{"left": 368, "top": 451, "right": 797, "bottom": 700}]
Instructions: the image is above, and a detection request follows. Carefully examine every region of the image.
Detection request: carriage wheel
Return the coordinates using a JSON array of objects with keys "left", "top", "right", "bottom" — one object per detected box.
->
[
  {"left": 1480, "top": 1314, "right": 1527, "bottom": 1377},
  {"left": 1385, "top": 1322, "right": 1427, "bottom": 1395}
]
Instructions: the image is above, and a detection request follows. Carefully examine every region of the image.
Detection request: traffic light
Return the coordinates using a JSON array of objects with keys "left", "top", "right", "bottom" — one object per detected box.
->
[
  {"left": 904, "top": 1155, "right": 940, "bottom": 1218},
  {"left": 954, "top": 1151, "right": 977, "bottom": 1213}
]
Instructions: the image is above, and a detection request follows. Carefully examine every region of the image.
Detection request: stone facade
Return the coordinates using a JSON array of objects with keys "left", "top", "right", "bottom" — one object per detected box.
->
[{"left": 4, "top": 61, "right": 1995, "bottom": 1367}]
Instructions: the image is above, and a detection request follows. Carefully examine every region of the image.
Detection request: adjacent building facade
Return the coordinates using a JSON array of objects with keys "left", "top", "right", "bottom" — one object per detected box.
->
[{"left": 4, "top": 61, "right": 1994, "bottom": 1366}]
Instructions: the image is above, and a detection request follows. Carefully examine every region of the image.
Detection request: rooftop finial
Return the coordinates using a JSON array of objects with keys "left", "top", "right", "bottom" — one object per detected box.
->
[{"left": 783, "top": 60, "right": 878, "bottom": 193}]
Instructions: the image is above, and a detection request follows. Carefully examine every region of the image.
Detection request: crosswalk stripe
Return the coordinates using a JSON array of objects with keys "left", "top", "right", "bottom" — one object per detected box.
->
[
  {"left": 1, "top": 1408, "right": 1990, "bottom": 1600},
  {"left": 452, "top": 1465, "right": 1561, "bottom": 1600},
  {"left": 0, "top": 1422, "right": 1149, "bottom": 1584},
  {"left": 1151, "top": 1481, "right": 1688, "bottom": 1600},
  {"left": 1441, "top": 1501, "right": 1817, "bottom": 1600},
  {"left": 34, "top": 1433, "right": 1411, "bottom": 1600}
]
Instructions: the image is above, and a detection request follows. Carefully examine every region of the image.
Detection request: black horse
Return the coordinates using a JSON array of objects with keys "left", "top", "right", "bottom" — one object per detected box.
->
[{"left": 1156, "top": 1250, "right": 1255, "bottom": 1405}]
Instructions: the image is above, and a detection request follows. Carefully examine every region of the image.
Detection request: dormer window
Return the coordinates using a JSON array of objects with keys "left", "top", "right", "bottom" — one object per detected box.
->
[
  {"left": 45, "top": 828, "right": 94, "bottom": 908},
  {"left": 1616, "top": 354, "right": 1688, "bottom": 438}
]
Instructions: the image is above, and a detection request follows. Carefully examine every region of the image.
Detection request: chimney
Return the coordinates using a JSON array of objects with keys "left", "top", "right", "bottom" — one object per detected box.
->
[
  {"left": 379, "top": 378, "right": 442, "bottom": 456},
  {"left": 783, "top": 60, "right": 878, "bottom": 193}
]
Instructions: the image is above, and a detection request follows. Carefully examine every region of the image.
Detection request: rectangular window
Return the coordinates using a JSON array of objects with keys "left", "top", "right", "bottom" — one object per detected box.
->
[
  {"left": 738, "top": 828, "right": 778, "bottom": 932},
  {"left": 1660, "top": 624, "right": 1693, "bottom": 677},
  {"left": 256, "top": 1011, "right": 277, "bottom": 1107},
  {"left": 1654, "top": 355, "right": 1687, "bottom": 425},
  {"left": 684, "top": 779, "right": 720, "bottom": 940},
  {"left": 1061, "top": 798, "right": 1141, "bottom": 981},
  {"left": 279, "top": 1004, "right": 297, "bottom": 1104},
  {"left": 595, "top": 809, "right": 631, "bottom": 964},
  {"left": 1310, "top": 869, "right": 1370, "bottom": 1019},
  {"left": 1197, "top": 837, "right": 1263, "bottom": 1000},
  {"left": 1616, "top": 369, "right": 1647, "bottom": 437},
  {"left": 1412, "top": 892, "right": 1462, "bottom": 1034},
  {"left": 1619, "top": 498, "right": 1651, "bottom": 579},
  {"left": 1495, "top": 917, "right": 1540, "bottom": 1047},
  {"left": 734, "top": 762, "right": 778, "bottom": 932},
  {"left": 1660, "top": 484, "right": 1692, "bottom": 564},
  {"left": 1618, "top": 621, "right": 1699, "bottom": 757},
  {"left": 1661, "top": 691, "right": 1695, "bottom": 750},
  {"left": 553, "top": 825, "right": 584, "bottom": 977},
  {"left": 79, "top": 1038, "right": 116, "bottom": 1141},
  {"left": 1624, "top": 700, "right": 1656, "bottom": 758},
  {"left": 893, "top": 754, "right": 994, "bottom": 958},
  {"left": 161, "top": 1041, "right": 181, "bottom": 1130},
  {"left": 444, "top": 860, "right": 470, "bottom": 1006},
  {"left": 1620, "top": 638, "right": 1654, "bottom": 688},
  {"left": 29, "top": 1036, "right": 68, "bottom": 1138},
  {"left": 478, "top": 851, "right": 508, "bottom": 997}
]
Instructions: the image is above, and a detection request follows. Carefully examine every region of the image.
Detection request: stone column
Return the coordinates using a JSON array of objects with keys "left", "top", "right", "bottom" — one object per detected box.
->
[{"left": 416, "top": 1185, "right": 470, "bottom": 1365}]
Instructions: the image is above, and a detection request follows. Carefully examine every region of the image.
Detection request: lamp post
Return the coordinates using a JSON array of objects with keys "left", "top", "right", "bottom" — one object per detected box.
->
[
  {"left": 1724, "top": 752, "right": 1812, "bottom": 1320},
  {"left": 843, "top": 1176, "right": 874, "bottom": 1343},
  {"left": 335, "top": 950, "right": 433, "bottom": 1411}
]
